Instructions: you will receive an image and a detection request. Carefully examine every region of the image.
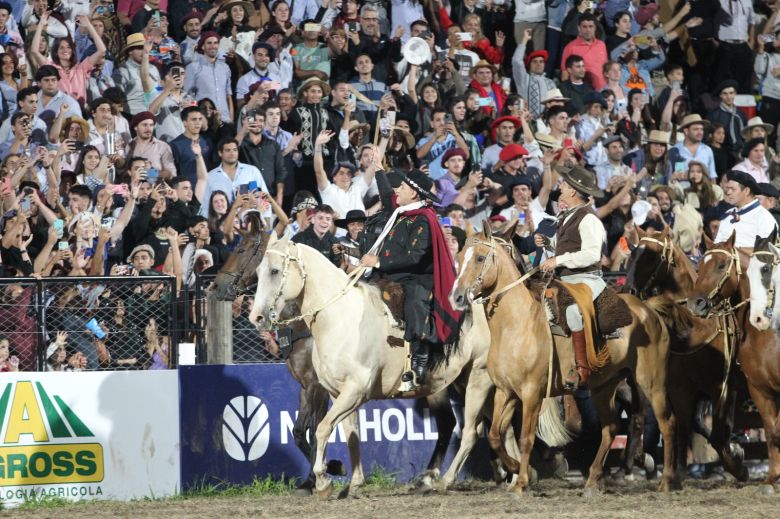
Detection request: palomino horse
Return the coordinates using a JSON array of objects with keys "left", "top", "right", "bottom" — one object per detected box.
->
[
  {"left": 210, "top": 218, "right": 460, "bottom": 492},
  {"left": 690, "top": 232, "right": 780, "bottom": 493},
  {"left": 248, "top": 236, "right": 511, "bottom": 498},
  {"left": 623, "top": 227, "right": 748, "bottom": 483},
  {"left": 449, "top": 226, "right": 675, "bottom": 495}
]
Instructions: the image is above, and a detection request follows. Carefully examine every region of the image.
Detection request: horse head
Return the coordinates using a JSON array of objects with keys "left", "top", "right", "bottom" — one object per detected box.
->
[
  {"left": 450, "top": 222, "right": 501, "bottom": 311},
  {"left": 747, "top": 229, "right": 780, "bottom": 331},
  {"left": 248, "top": 234, "right": 306, "bottom": 330},
  {"left": 688, "top": 231, "right": 740, "bottom": 317},
  {"left": 212, "top": 212, "right": 269, "bottom": 301},
  {"left": 623, "top": 225, "right": 672, "bottom": 296}
]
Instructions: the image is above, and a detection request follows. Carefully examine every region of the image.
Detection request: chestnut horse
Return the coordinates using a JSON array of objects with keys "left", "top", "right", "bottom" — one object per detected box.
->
[
  {"left": 449, "top": 226, "right": 675, "bottom": 495},
  {"left": 690, "top": 232, "right": 780, "bottom": 493},
  {"left": 624, "top": 227, "right": 748, "bottom": 483}
]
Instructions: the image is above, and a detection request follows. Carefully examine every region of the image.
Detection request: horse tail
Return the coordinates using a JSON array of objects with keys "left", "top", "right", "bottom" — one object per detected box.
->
[{"left": 536, "top": 397, "right": 573, "bottom": 447}]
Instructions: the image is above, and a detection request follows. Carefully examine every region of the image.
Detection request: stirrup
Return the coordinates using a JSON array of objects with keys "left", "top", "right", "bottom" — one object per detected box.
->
[{"left": 399, "top": 370, "right": 419, "bottom": 392}]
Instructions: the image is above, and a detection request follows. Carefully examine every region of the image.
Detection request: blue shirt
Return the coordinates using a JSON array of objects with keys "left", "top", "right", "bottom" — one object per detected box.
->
[
  {"left": 170, "top": 134, "right": 212, "bottom": 186},
  {"left": 669, "top": 142, "right": 717, "bottom": 180},
  {"left": 416, "top": 134, "right": 458, "bottom": 181},
  {"left": 183, "top": 56, "right": 232, "bottom": 123},
  {"left": 199, "top": 162, "right": 271, "bottom": 217}
]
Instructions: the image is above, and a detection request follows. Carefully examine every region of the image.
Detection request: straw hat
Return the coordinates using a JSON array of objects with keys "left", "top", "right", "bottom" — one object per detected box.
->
[
  {"left": 541, "top": 88, "right": 570, "bottom": 103},
  {"left": 470, "top": 60, "right": 497, "bottom": 76},
  {"left": 122, "top": 33, "right": 145, "bottom": 54},
  {"left": 63, "top": 116, "right": 89, "bottom": 140},
  {"left": 219, "top": 0, "right": 256, "bottom": 17},
  {"left": 741, "top": 116, "right": 775, "bottom": 139},
  {"left": 534, "top": 132, "right": 562, "bottom": 150},
  {"left": 647, "top": 129, "right": 670, "bottom": 145},
  {"left": 346, "top": 119, "right": 370, "bottom": 133},
  {"left": 677, "top": 114, "right": 710, "bottom": 131},
  {"left": 296, "top": 77, "right": 331, "bottom": 99}
]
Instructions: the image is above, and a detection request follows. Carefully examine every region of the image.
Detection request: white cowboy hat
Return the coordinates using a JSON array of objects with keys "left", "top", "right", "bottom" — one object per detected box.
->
[{"left": 741, "top": 116, "right": 775, "bottom": 139}]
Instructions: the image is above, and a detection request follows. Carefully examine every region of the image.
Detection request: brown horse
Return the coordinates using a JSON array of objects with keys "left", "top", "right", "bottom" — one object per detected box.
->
[
  {"left": 624, "top": 227, "right": 748, "bottom": 484},
  {"left": 691, "top": 232, "right": 780, "bottom": 493},
  {"left": 449, "top": 226, "right": 675, "bottom": 495},
  {"left": 211, "top": 217, "right": 461, "bottom": 491}
]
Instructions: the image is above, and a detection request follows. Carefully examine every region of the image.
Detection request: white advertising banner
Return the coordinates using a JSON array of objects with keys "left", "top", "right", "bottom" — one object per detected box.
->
[{"left": 0, "top": 371, "right": 180, "bottom": 506}]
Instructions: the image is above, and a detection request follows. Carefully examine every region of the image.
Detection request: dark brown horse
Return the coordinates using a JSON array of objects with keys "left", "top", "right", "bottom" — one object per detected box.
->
[
  {"left": 687, "top": 232, "right": 780, "bottom": 491},
  {"left": 211, "top": 217, "right": 460, "bottom": 492},
  {"left": 624, "top": 227, "right": 748, "bottom": 484}
]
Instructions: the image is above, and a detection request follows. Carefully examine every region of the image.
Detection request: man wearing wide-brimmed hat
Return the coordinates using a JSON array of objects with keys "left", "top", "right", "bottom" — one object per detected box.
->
[
  {"left": 468, "top": 60, "right": 506, "bottom": 114},
  {"left": 113, "top": 33, "right": 161, "bottom": 115},
  {"left": 359, "top": 170, "right": 462, "bottom": 390},
  {"left": 668, "top": 113, "right": 716, "bottom": 180},
  {"left": 539, "top": 164, "right": 607, "bottom": 388}
]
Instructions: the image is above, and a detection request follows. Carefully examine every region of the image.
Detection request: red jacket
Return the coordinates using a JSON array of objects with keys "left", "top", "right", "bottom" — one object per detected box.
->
[
  {"left": 436, "top": 7, "right": 504, "bottom": 64},
  {"left": 469, "top": 79, "right": 507, "bottom": 115}
]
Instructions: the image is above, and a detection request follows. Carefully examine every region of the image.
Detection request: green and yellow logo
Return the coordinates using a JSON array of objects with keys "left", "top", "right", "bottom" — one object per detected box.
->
[{"left": 0, "top": 381, "right": 103, "bottom": 486}]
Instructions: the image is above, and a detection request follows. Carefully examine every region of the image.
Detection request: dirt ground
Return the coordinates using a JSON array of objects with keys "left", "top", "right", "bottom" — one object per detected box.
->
[{"left": 7, "top": 478, "right": 780, "bottom": 519}]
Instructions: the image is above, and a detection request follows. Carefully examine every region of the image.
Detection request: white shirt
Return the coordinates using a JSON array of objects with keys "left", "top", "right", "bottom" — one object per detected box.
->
[
  {"left": 718, "top": 0, "right": 756, "bottom": 41},
  {"left": 715, "top": 199, "right": 777, "bottom": 247},
  {"left": 320, "top": 176, "right": 370, "bottom": 220},
  {"left": 499, "top": 198, "right": 554, "bottom": 230}
]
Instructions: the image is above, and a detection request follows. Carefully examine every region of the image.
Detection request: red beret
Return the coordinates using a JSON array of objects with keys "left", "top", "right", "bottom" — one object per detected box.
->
[
  {"left": 499, "top": 143, "right": 529, "bottom": 162},
  {"left": 181, "top": 11, "right": 203, "bottom": 26},
  {"left": 131, "top": 111, "right": 156, "bottom": 128},
  {"left": 198, "top": 31, "right": 221, "bottom": 52},
  {"left": 441, "top": 148, "right": 468, "bottom": 165},
  {"left": 524, "top": 50, "right": 548, "bottom": 68}
]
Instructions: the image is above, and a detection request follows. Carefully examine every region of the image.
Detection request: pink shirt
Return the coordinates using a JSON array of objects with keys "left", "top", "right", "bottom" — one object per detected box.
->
[
  {"left": 117, "top": 0, "right": 169, "bottom": 19},
  {"left": 561, "top": 37, "right": 608, "bottom": 91},
  {"left": 732, "top": 159, "right": 769, "bottom": 183},
  {"left": 50, "top": 59, "right": 94, "bottom": 105}
]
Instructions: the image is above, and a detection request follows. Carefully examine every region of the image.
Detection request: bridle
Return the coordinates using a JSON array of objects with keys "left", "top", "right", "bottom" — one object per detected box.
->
[
  {"left": 701, "top": 246, "right": 742, "bottom": 306},
  {"left": 464, "top": 234, "right": 536, "bottom": 305},
  {"left": 751, "top": 248, "right": 780, "bottom": 318},
  {"left": 636, "top": 235, "right": 676, "bottom": 289},
  {"left": 264, "top": 243, "right": 308, "bottom": 326},
  {"left": 221, "top": 232, "right": 267, "bottom": 297}
]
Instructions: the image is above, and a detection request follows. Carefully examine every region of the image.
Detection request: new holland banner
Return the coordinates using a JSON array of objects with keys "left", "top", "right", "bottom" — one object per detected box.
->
[{"left": 0, "top": 371, "right": 180, "bottom": 505}]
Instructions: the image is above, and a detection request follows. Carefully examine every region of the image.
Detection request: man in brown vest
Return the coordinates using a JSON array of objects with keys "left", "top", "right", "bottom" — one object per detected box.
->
[{"left": 538, "top": 165, "right": 606, "bottom": 388}]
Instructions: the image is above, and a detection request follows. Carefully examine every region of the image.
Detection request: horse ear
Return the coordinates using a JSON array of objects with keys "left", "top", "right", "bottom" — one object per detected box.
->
[
  {"left": 660, "top": 224, "right": 670, "bottom": 238},
  {"left": 769, "top": 227, "right": 778, "bottom": 245},
  {"left": 725, "top": 229, "right": 736, "bottom": 248},
  {"left": 635, "top": 225, "right": 646, "bottom": 239},
  {"left": 481, "top": 220, "right": 492, "bottom": 240},
  {"left": 495, "top": 220, "right": 518, "bottom": 242},
  {"left": 702, "top": 232, "right": 714, "bottom": 250}
]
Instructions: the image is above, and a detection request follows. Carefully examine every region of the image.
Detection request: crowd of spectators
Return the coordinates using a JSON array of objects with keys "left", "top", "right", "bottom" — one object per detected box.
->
[{"left": 0, "top": 0, "right": 778, "bottom": 371}]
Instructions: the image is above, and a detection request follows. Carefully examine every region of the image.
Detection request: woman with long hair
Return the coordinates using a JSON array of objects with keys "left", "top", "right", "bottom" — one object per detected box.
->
[
  {"left": 266, "top": 0, "right": 298, "bottom": 41},
  {"left": 213, "top": 0, "right": 257, "bottom": 63},
  {"left": 29, "top": 13, "right": 106, "bottom": 104},
  {"left": 602, "top": 61, "right": 628, "bottom": 113},
  {"left": 0, "top": 53, "right": 29, "bottom": 114},
  {"left": 606, "top": 11, "right": 633, "bottom": 53},
  {"left": 681, "top": 161, "right": 720, "bottom": 210},
  {"left": 73, "top": 145, "right": 110, "bottom": 190},
  {"left": 449, "top": 96, "right": 481, "bottom": 166},
  {"left": 408, "top": 65, "right": 441, "bottom": 137},
  {"left": 207, "top": 190, "right": 231, "bottom": 236}
]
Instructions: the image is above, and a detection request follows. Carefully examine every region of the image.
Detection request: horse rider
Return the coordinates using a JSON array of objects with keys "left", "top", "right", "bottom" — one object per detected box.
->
[
  {"left": 716, "top": 170, "right": 778, "bottom": 262},
  {"left": 537, "top": 165, "right": 607, "bottom": 388},
  {"left": 360, "top": 170, "right": 462, "bottom": 389}
]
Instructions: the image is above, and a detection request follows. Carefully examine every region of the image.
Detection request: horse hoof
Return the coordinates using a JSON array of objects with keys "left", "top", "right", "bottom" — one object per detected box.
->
[
  {"left": 760, "top": 484, "right": 776, "bottom": 495},
  {"left": 528, "top": 467, "right": 538, "bottom": 486},
  {"left": 735, "top": 467, "right": 750, "bottom": 482},
  {"left": 554, "top": 456, "right": 569, "bottom": 480},
  {"left": 582, "top": 486, "right": 600, "bottom": 498},
  {"left": 326, "top": 460, "right": 346, "bottom": 476},
  {"left": 316, "top": 481, "right": 333, "bottom": 500}
]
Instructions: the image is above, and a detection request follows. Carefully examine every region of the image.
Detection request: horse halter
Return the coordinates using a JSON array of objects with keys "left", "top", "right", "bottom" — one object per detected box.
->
[
  {"left": 637, "top": 235, "right": 676, "bottom": 289},
  {"left": 751, "top": 249, "right": 780, "bottom": 318},
  {"left": 264, "top": 243, "right": 307, "bottom": 325},
  {"left": 701, "top": 247, "right": 742, "bottom": 305},
  {"left": 465, "top": 234, "right": 516, "bottom": 303},
  {"left": 223, "top": 232, "right": 267, "bottom": 296}
]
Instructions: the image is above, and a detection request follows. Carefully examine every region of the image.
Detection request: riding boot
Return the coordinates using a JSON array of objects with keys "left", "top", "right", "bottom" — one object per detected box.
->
[
  {"left": 571, "top": 330, "right": 591, "bottom": 388},
  {"left": 411, "top": 341, "right": 430, "bottom": 385}
]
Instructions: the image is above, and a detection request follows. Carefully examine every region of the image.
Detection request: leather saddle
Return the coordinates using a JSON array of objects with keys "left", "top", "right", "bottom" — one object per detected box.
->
[{"left": 529, "top": 278, "right": 634, "bottom": 339}]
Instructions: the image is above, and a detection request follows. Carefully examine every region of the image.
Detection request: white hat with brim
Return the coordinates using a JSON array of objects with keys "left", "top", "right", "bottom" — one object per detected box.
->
[
  {"left": 631, "top": 200, "right": 652, "bottom": 226},
  {"left": 741, "top": 116, "right": 775, "bottom": 139},
  {"left": 541, "top": 88, "right": 570, "bottom": 103}
]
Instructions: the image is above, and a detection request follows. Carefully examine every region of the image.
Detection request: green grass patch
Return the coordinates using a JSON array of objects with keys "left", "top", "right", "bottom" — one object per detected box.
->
[
  {"left": 363, "top": 464, "right": 398, "bottom": 488},
  {"left": 183, "top": 474, "right": 298, "bottom": 498},
  {"left": 15, "top": 494, "right": 73, "bottom": 510}
]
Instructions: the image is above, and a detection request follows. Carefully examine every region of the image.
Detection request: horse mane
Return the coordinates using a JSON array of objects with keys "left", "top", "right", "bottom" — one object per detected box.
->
[{"left": 645, "top": 296, "right": 694, "bottom": 342}]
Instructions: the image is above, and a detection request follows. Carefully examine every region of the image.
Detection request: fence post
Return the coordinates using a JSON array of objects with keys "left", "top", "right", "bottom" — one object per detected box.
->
[{"left": 206, "top": 289, "right": 233, "bottom": 364}]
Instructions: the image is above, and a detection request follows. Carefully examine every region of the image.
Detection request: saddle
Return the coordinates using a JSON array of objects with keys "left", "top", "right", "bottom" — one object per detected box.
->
[{"left": 529, "top": 278, "right": 634, "bottom": 371}]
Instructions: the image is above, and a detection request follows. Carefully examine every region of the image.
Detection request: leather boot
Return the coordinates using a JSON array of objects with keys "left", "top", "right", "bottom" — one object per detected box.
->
[
  {"left": 411, "top": 341, "right": 430, "bottom": 385},
  {"left": 571, "top": 330, "right": 591, "bottom": 388}
]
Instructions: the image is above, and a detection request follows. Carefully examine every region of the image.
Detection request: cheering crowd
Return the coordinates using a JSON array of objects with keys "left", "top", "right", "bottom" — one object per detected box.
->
[{"left": 0, "top": 0, "right": 777, "bottom": 372}]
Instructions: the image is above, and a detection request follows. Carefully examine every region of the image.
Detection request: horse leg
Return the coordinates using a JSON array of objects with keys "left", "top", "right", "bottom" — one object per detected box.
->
[
  {"left": 487, "top": 388, "right": 520, "bottom": 474},
  {"left": 746, "top": 382, "right": 780, "bottom": 492},
  {"left": 645, "top": 382, "right": 676, "bottom": 491},
  {"left": 509, "top": 389, "right": 543, "bottom": 496},
  {"left": 710, "top": 388, "right": 748, "bottom": 482},
  {"left": 583, "top": 378, "right": 621, "bottom": 497},
  {"left": 668, "top": 383, "right": 695, "bottom": 489},
  {"left": 312, "top": 387, "right": 365, "bottom": 500},
  {"left": 337, "top": 411, "right": 364, "bottom": 499},
  {"left": 440, "top": 369, "right": 493, "bottom": 489},
  {"left": 424, "top": 389, "right": 455, "bottom": 482}
]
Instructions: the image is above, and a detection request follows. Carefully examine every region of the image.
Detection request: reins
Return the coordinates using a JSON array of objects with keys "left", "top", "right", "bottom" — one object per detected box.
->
[{"left": 467, "top": 234, "right": 539, "bottom": 305}]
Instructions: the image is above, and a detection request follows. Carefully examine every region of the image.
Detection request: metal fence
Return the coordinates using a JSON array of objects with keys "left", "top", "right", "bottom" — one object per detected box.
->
[{"left": 0, "top": 275, "right": 178, "bottom": 372}]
